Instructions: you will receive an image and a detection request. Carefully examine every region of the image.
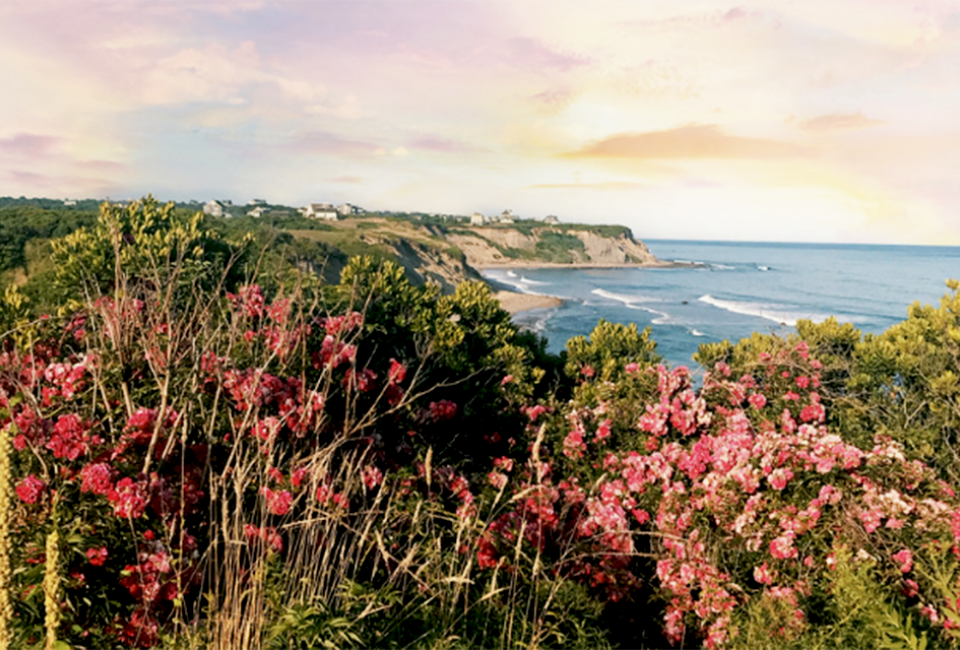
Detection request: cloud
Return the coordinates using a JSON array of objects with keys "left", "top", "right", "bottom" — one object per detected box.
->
[
  {"left": 628, "top": 6, "right": 771, "bottom": 31},
  {"left": 797, "top": 112, "right": 884, "bottom": 132},
  {"left": 304, "top": 95, "right": 364, "bottom": 120},
  {"left": 526, "top": 181, "right": 648, "bottom": 191},
  {"left": 288, "top": 131, "right": 379, "bottom": 156},
  {"left": 531, "top": 87, "right": 574, "bottom": 111},
  {"left": 331, "top": 175, "right": 364, "bottom": 184},
  {"left": 0, "top": 133, "right": 61, "bottom": 158},
  {"left": 503, "top": 37, "right": 589, "bottom": 72},
  {"left": 565, "top": 125, "right": 802, "bottom": 160},
  {"left": 408, "top": 135, "right": 480, "bottom": 154}
]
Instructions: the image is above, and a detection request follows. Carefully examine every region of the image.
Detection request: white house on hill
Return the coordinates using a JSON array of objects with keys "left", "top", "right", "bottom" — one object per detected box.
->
[
  {"left": 300, "top": 203, "right": 339, "bottom": 220},
  {"left": 470, "top": 212, "right": 486, "bottom": 226},
  {"left": 203, "top": 200, "right": 233, "bottom": 217}
]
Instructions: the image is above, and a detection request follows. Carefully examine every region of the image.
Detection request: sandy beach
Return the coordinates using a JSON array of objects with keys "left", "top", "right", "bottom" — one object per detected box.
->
[
  {"left": 494, "top": 291, "right": 564, "bottom": 315},
  {"left": 477, "top": 260, "right": 698, "bottom": 270}
]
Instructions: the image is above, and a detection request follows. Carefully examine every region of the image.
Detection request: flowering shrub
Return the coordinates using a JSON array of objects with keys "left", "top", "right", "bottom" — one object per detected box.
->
[
  {"left": 474, "top": 337, "right": 960, "bottom": 648},
  {"left": 0, "top": 227, "right": 551, "bottom": 648},
  {"left": 4, "top": 198, "right": 960, "bottom": 649}
]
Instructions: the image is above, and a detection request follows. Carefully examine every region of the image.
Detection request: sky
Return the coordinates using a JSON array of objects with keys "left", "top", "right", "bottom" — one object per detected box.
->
[{"left": 3, "top": 1, "right": 960, "bottom": 244}]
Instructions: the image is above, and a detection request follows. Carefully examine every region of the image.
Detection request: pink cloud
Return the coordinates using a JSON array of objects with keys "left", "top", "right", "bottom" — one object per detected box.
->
[
  {"left": 628, "top": 6, "right": 771, "bottom": 31},
  {"left": 531, "top": 87, "right": 574, "bottom": 109},
  {"left": 502, "top": 37, "right": 589, "bottom": 72},
  {"left": 565, "top": 125, "right": 803, "bottom": 160},
  {"left": 408, "top": 135, "right": 480, "bottom": 154},
  {"left": 331, "top": 175, "right": 364, "bottom": 184},
  {"left": 797, "top": 112, "right": 884, "bottom": 132},
  {"left": 289, "top": 131, "right": 380, "bottom": 156},
  {"left": 0, "top": 133, "right": 61, "bottom": 158}
]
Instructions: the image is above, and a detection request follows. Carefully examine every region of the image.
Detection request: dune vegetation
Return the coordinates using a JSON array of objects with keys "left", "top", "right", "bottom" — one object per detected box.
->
[{"left": 2, "top": 198, "right": 960, "bottom": 649}]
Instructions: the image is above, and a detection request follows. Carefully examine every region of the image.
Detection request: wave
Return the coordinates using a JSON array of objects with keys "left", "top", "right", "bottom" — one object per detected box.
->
[
  {"left": 592, "top": 288, "right": 670, "bottom": 323},
  {"left": 519, "top": 275, "right": 549, "bottom": 286},
  {"left": 698, "top": 294, "right": 835, "bottom": 327},
  {"left": 690, "top": 328, "right": 707, "bottom": 337},
  {"left": 710, "top": 263, "right": 735, "bottom": 271},
  {"left": 591, "top": 288, "right": 656, "bottom": 304},
  {"left": 506, "top": 271, "right": 518, "bottom": 278}
]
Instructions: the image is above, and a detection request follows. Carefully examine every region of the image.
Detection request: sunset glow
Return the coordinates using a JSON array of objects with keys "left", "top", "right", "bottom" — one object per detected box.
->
[{"left": 2, "top": 0, "right": 960, "bottom": 243}]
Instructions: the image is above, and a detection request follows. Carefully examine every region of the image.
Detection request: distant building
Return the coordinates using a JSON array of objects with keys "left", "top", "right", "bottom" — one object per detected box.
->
[
  {"left": 498, "top": 209, "right": 515, "bottom": 224},
  {"left": 337, "top": 203, "right": 365, "bottom": 217},
  {"left": 248, "top": 198, "right": 267, "bottom": 206},
  {"left": 300, "top": 203, "right": 339, "bottom": 220},
  {"left": 247, "top": 206, "right": 266, "bottom": 218},
  {"left": 62, "top": 199, "right": 77, "bottom": 207},
  {"left": 470, "top": 212, "right": 487, "bottom": 226},
  {"left": 543, "top": 215, "right": 560, "bottom": 224},
  {"left": 203, "top": 200, "right": 233, "bottom": 217}
]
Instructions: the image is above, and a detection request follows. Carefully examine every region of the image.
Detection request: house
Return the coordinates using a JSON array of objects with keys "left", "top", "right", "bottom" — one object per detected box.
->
[
  {"left": 203, "top": 200, "right": 233, "bottom": 217},
  {"left": 247, "top": 206, "right": 266, "bottom": 218},
  {"left": 337, "top": 203, "right": 366, "bottom": 217},
  {"left": 543, "top": 215, "right": 560, "bottom": 225},
  {"left": 300, "top": 203, "right": 339, "bottom": 220},
  {"left": 63, "top": 199, "right": 77, "bottom": 207},
  {"left": 498, "top": 209, "right": 515, "bottom": 224},
  {"left": 248, "top": 198, "right": 267, "bottom": 206},
  {"left": 470, "top": 212, "right": 486, "bottom": 226}
]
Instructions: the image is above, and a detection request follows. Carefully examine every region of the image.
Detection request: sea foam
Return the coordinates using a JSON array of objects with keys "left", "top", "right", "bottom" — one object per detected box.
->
[{"left": 698, "top": 294, "right": 829, "bottom": 327}]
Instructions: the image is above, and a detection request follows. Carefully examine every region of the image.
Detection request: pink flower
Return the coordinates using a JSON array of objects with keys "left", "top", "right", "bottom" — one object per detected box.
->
[
  {"left": 595, "top": 419, "right": 612, "bottom": 442},
  {"left": 260, "top": 487, "right": 293, "bottom": 516},
  {"left": 892, "top": 549, "right": 913, "bottom": 573},
  {"left": 753, "top": 562, "right": 773, "bottom": 585},
  {"left": 15, "top": 475, "right": 45, "bottom": 504},
  {"left": 428, "top": 400, "right": 457, "bottom": 422},
  {"left": 768, "top": 467, "right": 794, "bottom": 491},
  {"left": 748, "top": 393, "right": 767, "bottom": 410},
  {"left": 488, "top": 471, "right": 508, "bottom": 489},
  {"left": 388, "top": 359, "right": 407, "bottom": 384},
  {"left": 625, "top": 362, "right": 640, "bottom": 374},
  {"left": 860, "top": 508, "right": 882, "bottom": 533},
  {"left": 109, "top": 478, "right": 147, "bottom": 519},
  {"left": 563, "top": 428, "right": 586, "bottom": 459},
  {"left": 523, "top": 405, "right": 547, "bottom": 422},
  {"left": 291, "top": 467, "right": 309, "bottom": 488},
  {"left": 80, "top": 463, "right": 113, "bottom": 496},
  {"left": 902, "top": 578, "right": 920, "bottom": 598},
  {"left": 769, "top": 533, "right": 798, "bottom": 560},
  {"left": 362, "top": 466, "right": 383, "bottom": 490},
  {"left": 86, "top": 547, "right": 108, "bottom": 566},
  {"left": 244, "top": 524, "right": 283, "bottom": 553},
  {"left": 46, "top": 413, "right": 90, "bottom": 460}
]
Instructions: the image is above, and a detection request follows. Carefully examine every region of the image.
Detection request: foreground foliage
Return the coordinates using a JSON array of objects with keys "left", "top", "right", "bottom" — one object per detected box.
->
[{"left": 0, "top": 198, "right": 959, "bottom": 649}]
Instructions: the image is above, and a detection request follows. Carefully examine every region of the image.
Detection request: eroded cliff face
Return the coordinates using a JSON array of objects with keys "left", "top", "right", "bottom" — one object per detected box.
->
[
  {"left": 445, "top": 227, "right": 661, "bottom": 267},
  {"left": 386, "top": 239, "right": 483, "bottom": 294},
  {"left": 573, "top": 230, "right": 658, "bottom": 265}
]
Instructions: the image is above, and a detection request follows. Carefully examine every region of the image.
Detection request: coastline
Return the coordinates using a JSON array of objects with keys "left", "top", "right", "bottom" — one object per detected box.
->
[
  {"left": 494, "top": 291, "right": 564, "bottom": 315},
  {"left": 486, "top": 258, "right": 702, "bottom": 316},
  {"left": 475, "top": 260, "right": 700, "bottom": 270}
]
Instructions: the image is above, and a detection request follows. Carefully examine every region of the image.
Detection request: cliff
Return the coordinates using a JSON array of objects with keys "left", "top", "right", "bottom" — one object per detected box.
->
[
  {"left": 444, "top": 225, "right": 664, "bottom": 268},
  {"left": 289, "top": 218, "right": 670, "bottom": 294}
]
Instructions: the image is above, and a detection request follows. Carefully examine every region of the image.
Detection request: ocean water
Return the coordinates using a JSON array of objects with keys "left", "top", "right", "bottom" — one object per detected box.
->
[{"left": 483, "top": 240, "right": 960, "bottom": 370}]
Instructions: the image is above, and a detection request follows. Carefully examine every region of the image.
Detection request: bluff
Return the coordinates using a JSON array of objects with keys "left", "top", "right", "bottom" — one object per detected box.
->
[{"left": 443, "top": 224, "right": 662, "bottom": 268}]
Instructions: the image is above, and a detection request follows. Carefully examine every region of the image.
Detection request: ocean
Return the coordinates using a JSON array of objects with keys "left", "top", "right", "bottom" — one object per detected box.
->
[{"left": 482, "top": 240, "right": 960, "bottom": 370}]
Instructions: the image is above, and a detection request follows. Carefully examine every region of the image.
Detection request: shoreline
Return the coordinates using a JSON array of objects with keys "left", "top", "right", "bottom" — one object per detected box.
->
[
  {"left": 475, "top": 259, "right": 700, "bottom": 270},
  {"left": 494, "top": 291, "right": 564, "bottom": 315}
]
